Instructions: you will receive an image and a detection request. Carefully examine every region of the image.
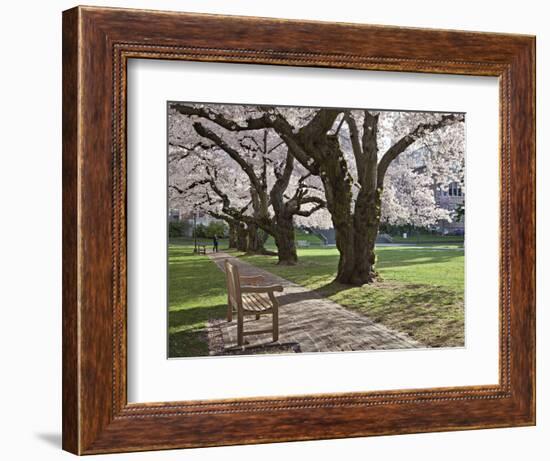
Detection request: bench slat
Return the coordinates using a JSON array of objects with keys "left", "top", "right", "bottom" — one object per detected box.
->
[{"left": 243, "top": 293, "right": 272, "bottom": 311}]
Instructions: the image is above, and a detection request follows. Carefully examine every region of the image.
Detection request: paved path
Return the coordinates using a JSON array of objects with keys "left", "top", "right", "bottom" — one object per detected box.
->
[{"left": 206, "top": 251, "right": 421, "bottom": 355}]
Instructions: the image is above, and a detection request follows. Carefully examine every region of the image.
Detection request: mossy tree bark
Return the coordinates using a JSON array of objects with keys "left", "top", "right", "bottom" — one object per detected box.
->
[
  {"left": 269, "top": 152, "right": 324, "bottom": 265},
  {"left": 246, "top": 222, "right": 266, "bottom": 254},
  {"left": 235, "top": 222, "right": 248, "bottom": 252},
  {"left": 228, "top": 221, "right": 237, "bottom": 248}
]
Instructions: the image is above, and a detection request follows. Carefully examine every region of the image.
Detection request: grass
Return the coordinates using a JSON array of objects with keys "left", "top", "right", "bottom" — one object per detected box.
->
[
  {"left": 168, "top": 238, "right": 465, "bottom": 357},
  {"left": 168, "top": 241, "right": 227, "bottom": 357},
  {"left": 239, "top": 246, "right": 464, "bottom": 347},
  {"left": 265, "top": 230, "right": 325, "bottom": 248},
  {"left": 391, "top": 234, "right": 464, "bottom": 244},
  {"left": 170, "top": 236, "right": 229, "bottom": 249}
]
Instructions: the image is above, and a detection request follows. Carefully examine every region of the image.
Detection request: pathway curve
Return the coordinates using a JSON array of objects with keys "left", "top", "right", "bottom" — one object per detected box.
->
[{"left": 206, "top": 251, "right": 421, "bottom": 355}]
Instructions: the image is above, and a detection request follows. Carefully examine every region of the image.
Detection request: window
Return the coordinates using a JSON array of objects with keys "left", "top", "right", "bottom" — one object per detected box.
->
[{"left": 448, "top": 182, "right": 463, "bottom": 197}]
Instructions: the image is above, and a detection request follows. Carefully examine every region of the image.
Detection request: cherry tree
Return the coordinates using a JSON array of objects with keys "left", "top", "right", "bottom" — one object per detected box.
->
[
  {"left": 380, "top": 158, "right": 450, "bottom": 227},
  {"left": 168, "top": 141, "right": 252, "bottom": 251},
  {"left": 170, "top": 103, "right": 464, "bottom": 284},
  {"left": 378, "top": 114, "right": 465, "bottom": 228},
  {"left": 169, "top": 105, "right": 327, "bottom": 264},
  {"left": 169, "top": 113, "right": 265, "bottom": 252}
]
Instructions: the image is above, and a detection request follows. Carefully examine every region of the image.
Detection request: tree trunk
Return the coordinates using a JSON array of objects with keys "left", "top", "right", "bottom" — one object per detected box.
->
[
  {"left": 246, "top": 223, "right": 267, "bottom": 254},
  {"left": 236, "top": 223, "right": 248, "bottom": 252},
  {"left": 228, "top": 222, "right": 237, "bottom": 248},
  {"left": 332, "top": 183, "right": 381, "bottom": 285},
  {"left": 259, "top": 228, "right": 269, "bottom": 247},
  {"left": 273, "top": 216, "right": 298, "bottom": 265},
  {"left": 331, "top": 112, "right": 381, "bottom": 285},
  {"left": 333, "top": 219, "right": 358, "bottom": 284},
  {"left": 316, "top": 143, "right": 361, "bottom": 284},
  {"left": 333, "top": 224, "right": 378, "bottom": 285}
]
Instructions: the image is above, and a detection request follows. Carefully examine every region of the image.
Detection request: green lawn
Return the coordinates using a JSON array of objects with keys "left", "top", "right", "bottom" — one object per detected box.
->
[
  {"left": 168, "top": 239, "right": 465, "bottom": 357},
  {"left": 391, "top": 234, "right": 464, "bottom": 245},
  {"left": 239, "top": 246, "right": 464, "bottom": 347},
  {"left": 168, "top": 241, "right": 227, "bottom": 357},
  {"left": 265, "top": 230, "right": 325, "bottom": 248}
]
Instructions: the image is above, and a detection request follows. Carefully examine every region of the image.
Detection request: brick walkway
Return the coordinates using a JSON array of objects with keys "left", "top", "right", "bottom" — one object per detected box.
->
[{"left": 206, "top": 251, "right": 421, "bottom": 355}]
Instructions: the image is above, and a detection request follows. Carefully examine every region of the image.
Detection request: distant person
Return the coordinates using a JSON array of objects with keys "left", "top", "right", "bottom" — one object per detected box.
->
[{"left": 213, "top": 234, "right": 219, "bottom": 253}]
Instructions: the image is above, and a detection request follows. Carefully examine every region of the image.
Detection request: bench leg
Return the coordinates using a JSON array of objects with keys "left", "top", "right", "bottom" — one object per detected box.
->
[
  {"left": 272, "top": 305, "right": 279, "bottom": 342},
  {"left": 255, "top": 313, "right": 260, "bottom": 320},
  {"left": 237, "top": 310, "right": 244, "bottom": 346}
]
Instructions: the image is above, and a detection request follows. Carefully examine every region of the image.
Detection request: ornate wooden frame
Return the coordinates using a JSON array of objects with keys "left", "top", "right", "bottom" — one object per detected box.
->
[{"left": 62, "top": 5, "right": 536, "bottom": 455}]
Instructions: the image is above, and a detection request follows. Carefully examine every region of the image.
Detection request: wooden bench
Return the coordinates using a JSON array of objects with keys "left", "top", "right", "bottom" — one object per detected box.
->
[
  {"left": 196, "top": 244, "right": 206, "bottom": 255},
  {"left": 224, "top": 260, "right": 283, "bottom": 346}
]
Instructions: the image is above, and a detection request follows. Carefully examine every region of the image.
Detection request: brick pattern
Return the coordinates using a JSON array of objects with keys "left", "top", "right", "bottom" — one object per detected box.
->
[{"left": 207, "top": 252, "right": 421, "bottom": 355}]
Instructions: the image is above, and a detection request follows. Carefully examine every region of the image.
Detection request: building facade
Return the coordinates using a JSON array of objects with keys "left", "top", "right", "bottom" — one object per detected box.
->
[{"left": 434, "top": 181, "right": 465, "bottom": 234}]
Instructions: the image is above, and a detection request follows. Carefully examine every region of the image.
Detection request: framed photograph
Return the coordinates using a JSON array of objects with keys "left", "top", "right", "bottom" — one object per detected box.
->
[{"left": 62, "top": 5, "right": 535, "bottom": 455}]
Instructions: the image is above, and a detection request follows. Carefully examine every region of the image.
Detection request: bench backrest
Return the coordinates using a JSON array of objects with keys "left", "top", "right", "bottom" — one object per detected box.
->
[{"left": 224, "top": 260, "right": 242, "bottom": 309}]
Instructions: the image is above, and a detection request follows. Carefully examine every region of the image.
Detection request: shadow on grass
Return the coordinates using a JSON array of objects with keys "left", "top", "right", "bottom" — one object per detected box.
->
[
  {"left": 375, "top": 251, "right": 462, "bottom": 270},
  {"left": 169, "top": 303, "right": 226, "bottom": 327},
  {"left": 314, "top": 280, "right": 464, "bottom": 347},
  {"left": 240, "top": 249, "right": 463, "bottom": 273},
  {"left": 315, "top": 280, "right": 457, "bottom": 301},
  {"left": 169, "top": 329, "right": 209, "bottom": 357},
  {"left": 168, "top": 303, "right": 226, "bottom": 357}
]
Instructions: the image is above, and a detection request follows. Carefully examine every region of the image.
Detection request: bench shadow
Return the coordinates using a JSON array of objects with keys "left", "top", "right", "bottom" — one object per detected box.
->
[
  {"left": 217, "top": 341, "right": 302, "bottom": 355},
  {"left": 275, "top": 290, "right": 326, "bottom": 306}
]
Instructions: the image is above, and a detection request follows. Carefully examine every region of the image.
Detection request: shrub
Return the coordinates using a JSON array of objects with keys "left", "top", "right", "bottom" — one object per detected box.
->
[
  {"left": 204, "top": 221, "right": 227, "bottom": 238},
  {"left": 168, "top": 220, "right": 190, "bottom": 238},
  {"left": 194, "top": 223, "right": 207, "bottom": 238}
]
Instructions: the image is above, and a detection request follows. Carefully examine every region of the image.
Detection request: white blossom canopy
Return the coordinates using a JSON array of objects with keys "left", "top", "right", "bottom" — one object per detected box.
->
[{"left": 168, "top": 103, "right": 465, "bottom": 229}]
